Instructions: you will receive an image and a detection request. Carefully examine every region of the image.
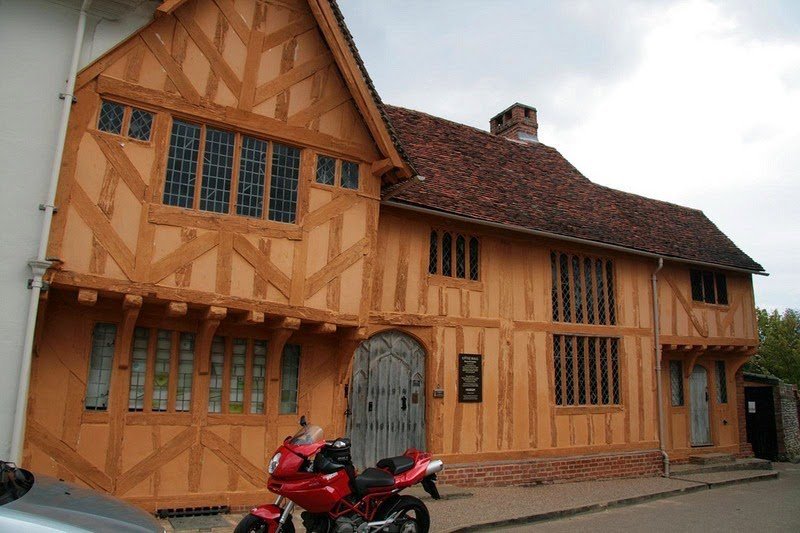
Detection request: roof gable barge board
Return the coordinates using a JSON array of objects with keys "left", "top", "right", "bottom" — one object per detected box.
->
[{"left": 383, "top": 200, "right": 768, "bottom": 276}]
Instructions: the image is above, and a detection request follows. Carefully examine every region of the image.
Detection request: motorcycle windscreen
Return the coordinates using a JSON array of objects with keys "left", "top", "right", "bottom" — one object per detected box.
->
[{"left": 290, "top": 425, "right": 324, "bottom": 445}]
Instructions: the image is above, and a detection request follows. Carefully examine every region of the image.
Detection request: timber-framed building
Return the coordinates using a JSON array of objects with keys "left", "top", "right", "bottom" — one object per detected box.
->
[{"left": 23, "top": 0, "right": 764, "bottom": 512}]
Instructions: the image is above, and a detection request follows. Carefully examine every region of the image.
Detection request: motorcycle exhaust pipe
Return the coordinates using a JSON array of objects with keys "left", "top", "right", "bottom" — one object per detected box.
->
[{"left": 425, "top": 459, "right": 443, "bottom": 476}]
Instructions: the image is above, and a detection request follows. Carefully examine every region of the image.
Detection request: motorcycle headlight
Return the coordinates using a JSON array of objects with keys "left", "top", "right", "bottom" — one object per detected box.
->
[{"left": 268, "top": 452, "right": 281, "bottom": 474}]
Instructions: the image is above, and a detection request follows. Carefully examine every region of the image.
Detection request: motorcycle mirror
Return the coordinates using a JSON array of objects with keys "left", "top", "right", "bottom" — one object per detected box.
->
[{"left": 299, "top": 415, "right": 307, "bottom": 427}]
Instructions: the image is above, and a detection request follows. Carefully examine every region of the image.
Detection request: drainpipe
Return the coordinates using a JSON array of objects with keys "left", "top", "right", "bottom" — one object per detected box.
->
[
  {"left": 652, "top": 257, "right": 670, "bottom": 477},
  {"left": 9, "top": 0, "right": 94, "bottom": 464}
]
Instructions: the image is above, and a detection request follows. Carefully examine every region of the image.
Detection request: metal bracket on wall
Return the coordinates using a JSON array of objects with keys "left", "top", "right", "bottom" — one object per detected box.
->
[
  {"left": 59, "top": 93, "right": 77, "bottom": 104},
  {"left": 38, "top": 204, "right": 58, "bottom": 213}
]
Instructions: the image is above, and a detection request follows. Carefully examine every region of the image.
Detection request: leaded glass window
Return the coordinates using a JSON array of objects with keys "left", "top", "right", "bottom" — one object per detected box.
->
[
  {"left": 553, "top": 335, "right": 620, "bottom": 407},
  {"left": 716, "top": 360, "right": 727, "bottom": 403},
  {"left": 237, "top": 136, "right": 268, "bottom": 218},
  {"left": 268, "top": 143, "right": 301, "bottom": 223},
  {"left": 455, "top": 235, "right": 466, "bottom": 278},
  {"left": 670, "top": 360, "right": 684, "bottom": 406},
  {"left": 152, "top": 330, "right": 172, "bottom": 412},
  {"left": 208, "top": 336, "right": 226, "bottom": 414},
  {"left": 280, "top": 344, "right": 301, "bottom": 414},
  {"left": 469, "top": 237, "right": 480, "bottom": 280},
  {"left": 85, "top": 323, "right": 117, "bottom": 410},
  {"left": 316, "top": 155, "right": 336, "bottom": 185},
  {"left": 163, "top": 120, "right": 201, "bottom": 208},
  {"left": 441, "top": 232, "right": 452, "bottom": 277},
  {"left": 251, "top": 340, "right": 267, "bottom": 414},
  {"left": 229, "top": 338, "right": 247, "bottom": 413},
  {"left": 341, "top": 160, "right": 359, "bottom": 190},
  {"left": 551, "top": 251, "right": 616, "bottom": 326},
  {"left": 199, "top": 128, "right": 235, "bottom": 214},
  {"left": 128, "top": 108, "right": 154, "bottom": 141},
  {"left": 98, "top": 101, "right": 125, "bottom": 135},
  {"left": 128, "top": 327, "right": 149, "bottom": 411},
  {"left": 428, "top": 231, "right": 438, "bottom": 275},
  {"left": 175, "top": 333, "right": 195, "bottom": 412}
]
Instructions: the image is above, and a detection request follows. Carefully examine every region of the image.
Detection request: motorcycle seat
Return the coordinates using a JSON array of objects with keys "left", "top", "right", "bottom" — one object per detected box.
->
[
  {"left": 354, "top": 467, "right": 395, "bottom": 494},
  {"left": 376, "top": 455, "right": 415, "bottom": 475}
]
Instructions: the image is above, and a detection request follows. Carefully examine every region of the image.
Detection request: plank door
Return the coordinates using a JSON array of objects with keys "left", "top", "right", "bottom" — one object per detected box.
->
[
  {"left": 690, "top": 365, "right": 712, "bottom": 446},
  {"left": 347, "top": 330, "right": 425, "bottom": 468}
]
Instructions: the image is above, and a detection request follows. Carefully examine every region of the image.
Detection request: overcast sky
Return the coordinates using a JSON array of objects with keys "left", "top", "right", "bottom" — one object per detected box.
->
[{"left": 338, "top": 0, "right": 800, "bottom": 311}]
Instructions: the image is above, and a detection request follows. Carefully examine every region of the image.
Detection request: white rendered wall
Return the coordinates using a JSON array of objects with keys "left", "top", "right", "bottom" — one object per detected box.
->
[{"left": 0, "top": 0, "right": 156, "bottom": 460}]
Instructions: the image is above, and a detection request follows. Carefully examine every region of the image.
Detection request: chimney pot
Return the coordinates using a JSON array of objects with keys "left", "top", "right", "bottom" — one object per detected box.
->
[{"left": 490, "top": 103, "right": 538, "bottom": 143}]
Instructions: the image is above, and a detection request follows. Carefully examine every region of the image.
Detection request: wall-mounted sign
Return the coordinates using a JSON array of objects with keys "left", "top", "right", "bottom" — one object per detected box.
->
[
  {"left": 458, "top": 353, "right": 482, "bottom": 403},
  {"left": 748, "top": 401, "right": 756, "bottom": 413}
]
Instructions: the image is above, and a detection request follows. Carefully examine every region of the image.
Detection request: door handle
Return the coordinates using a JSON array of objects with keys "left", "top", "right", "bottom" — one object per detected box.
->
[
  {"left": 401, "top": 396, "right": 407, "bottom": 411},
  {"left": 368, "top": 401, "right": 373, "bottom": 412}
]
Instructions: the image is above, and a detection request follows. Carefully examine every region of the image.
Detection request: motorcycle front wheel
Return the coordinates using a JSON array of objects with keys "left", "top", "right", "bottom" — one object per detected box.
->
[
  {"left": 378, "top": 495, "right": 430, "bottom": 533},
  {"left": 234, "top": 513, "right": 295, "bottom": 533}
]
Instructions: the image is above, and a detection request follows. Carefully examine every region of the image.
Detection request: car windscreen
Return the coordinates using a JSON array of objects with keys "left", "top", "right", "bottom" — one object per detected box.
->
[{"left": 0, "top": 462, "right": 34, "bottom": 506}]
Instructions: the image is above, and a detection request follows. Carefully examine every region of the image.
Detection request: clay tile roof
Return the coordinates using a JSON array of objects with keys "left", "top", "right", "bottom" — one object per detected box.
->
[{"left": 383, "top": 105, "right": 764, "bottom": 272}]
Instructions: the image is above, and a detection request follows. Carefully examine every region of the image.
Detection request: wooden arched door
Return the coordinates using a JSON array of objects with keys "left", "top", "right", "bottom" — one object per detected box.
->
[{"left": 346, "top": 330, "right": 426, "bottom": 468}]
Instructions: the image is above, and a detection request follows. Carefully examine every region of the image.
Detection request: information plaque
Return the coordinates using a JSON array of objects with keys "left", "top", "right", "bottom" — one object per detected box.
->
[{"left": 458, "top": 353, "right": 482, "bottom": 402}]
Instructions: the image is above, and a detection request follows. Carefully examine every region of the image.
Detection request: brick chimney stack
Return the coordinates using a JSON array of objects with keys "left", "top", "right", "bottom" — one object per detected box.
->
[{"left": 490, "top": 103, "right": 538, "bottom": 143}]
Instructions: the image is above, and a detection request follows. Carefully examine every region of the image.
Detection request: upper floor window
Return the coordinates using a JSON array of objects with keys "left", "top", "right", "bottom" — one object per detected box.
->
[
  {"left": 315, "top": 154, "right": 360, "bottom": 191},
  {"left": 128, "top": 327, "right": 195, "bottom": 412},
  {"left": 551, "top": 251, "right": 616, "bottom": 325},
  {"left": 97, "top": 100, "right": 153, "bottom": 142},
  {"left": 428, "top": 230, "right": 480, "bottom": 281},
  {"left": 690, "top": 269, "right": 728, "bottom": 305},
  {"left": 163, "top": 119, "right": 301, "bottom": 223},
  {"left": 85, "top": 323, "right": 117, "bottom": 411},
  {"left": 553, "top": 335, "right": 620, "bottom": 406}
]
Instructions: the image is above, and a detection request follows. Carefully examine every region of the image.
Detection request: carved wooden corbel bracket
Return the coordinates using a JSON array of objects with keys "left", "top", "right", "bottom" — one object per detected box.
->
[
  {"left": 196, "top": 306, "right": 227, "bottom": 375},
  {"left": 118, "top": 294, "right": 143, "bottom": 369}
]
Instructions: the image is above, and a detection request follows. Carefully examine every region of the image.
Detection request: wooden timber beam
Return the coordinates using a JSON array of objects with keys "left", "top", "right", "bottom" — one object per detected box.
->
[
  {"left": 156, "top": 0, "right": 190, "bottom": 16},
  {"left": 166, "top": 301, "right": 188, "bottom": 318},
  {"left": 197, "top": 306, "right": 227, "bottom": 375},
  {"left": 243, "top": 310, "right": 265, "bottom": 325},
  {"left": 118, "top": 294, "right": 143, "bottom": 369},
  {"left": 684, "top": 350, "right": 704, "bottom": 378},
  {"left": 77, "top": 289, "right": 98, "bottom": 306},
  {"left": 266, "top": 316, "right": 301, "bottom": 331},
  {"left": 371, "top": 158, "right": 394, "bottom": 178}
]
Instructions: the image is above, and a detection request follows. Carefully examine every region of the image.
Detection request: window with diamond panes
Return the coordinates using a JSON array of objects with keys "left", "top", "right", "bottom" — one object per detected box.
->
[
  {"left": 164, "top": 120, "right": 201, "bottom": 208},
  {"left": 128, "top": 108, "right": 153, "bottom": 141},
  {"left": 268, "top": 143, "right": 301, "bottom": 223},
  {"left": 670, "top": 360, "right": 684, "bottom": 406},
  {"left": 280, "top": 344, "right": 301, "bottom": 414},
  {"left": 341, "top": 160, "right": 359, "bottom": 190},
  {"left": 429, "top": 230, "right": 480, "bottom": 281},
  {"left": 690, "top": 269, "right": 728, "bottom": 305},
  {"left": 553, "top": 335, "right": 620, "bottom": 406},
  {"left": 551, "top": 251, "right": 616, "bottom": 325},
  {"left": 229, "top": 339, "right": 247, "bottom": 413},
  {"left": 126, "top": 328, "right": 191, "bottom": 413},
  {"left": 85, "top": 323, "right": 117, "bottom": 410},
  {"left": 98, "top": 101, "right": 154, "bottom": 141},
  {"left": 199, "top": 128, "right": 235, "bottom": 214},
  {"left": 715, "top": 360, "right": 727, "bottom": 403},
  {"left": 98, "top": 101, "right": 125, "bottom": 135},
  {"left": 316, "top": 155, "right": 336, "bottom": 185},
  {"left": 208, "top": 336, "right": 226, "bottom": 413},
  {"left": 251, "top": 340, "right": 267, "bottom": 414}
]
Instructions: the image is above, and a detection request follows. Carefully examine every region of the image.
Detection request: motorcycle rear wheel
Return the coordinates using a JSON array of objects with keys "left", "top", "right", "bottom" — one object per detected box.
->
[
  {"left": 234, "top": 513, "right": 295, "bottom": 533},
  {"left": 379, "top": 495, "right": 430, "bottom": 533}
]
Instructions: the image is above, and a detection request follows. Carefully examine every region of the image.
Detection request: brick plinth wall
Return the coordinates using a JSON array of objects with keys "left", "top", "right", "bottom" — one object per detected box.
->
[
  {"left": 735, "top": 369, "right": 754, "bottom": 457},
  {"left": 438, "top": 450, "right": 663, "bottom": 487}
]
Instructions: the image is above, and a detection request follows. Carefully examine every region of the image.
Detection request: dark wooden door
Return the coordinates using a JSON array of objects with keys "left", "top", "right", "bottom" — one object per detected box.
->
[
  {"left": 745, "top": 386, "right": 778, "bottom": 460},
  {"left": 347, "top": 331, "right": 425, "bottom": 468}
]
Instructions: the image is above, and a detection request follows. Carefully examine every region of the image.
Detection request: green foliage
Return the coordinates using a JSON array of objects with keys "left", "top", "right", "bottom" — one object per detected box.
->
[{"left": 745, "top": 308, "right": 800, "bottom": 385}]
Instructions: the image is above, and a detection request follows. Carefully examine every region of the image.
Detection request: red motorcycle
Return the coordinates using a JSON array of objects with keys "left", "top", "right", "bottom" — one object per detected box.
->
[{"left": 235, "top": 417, "right": 443, "bottom": 533}]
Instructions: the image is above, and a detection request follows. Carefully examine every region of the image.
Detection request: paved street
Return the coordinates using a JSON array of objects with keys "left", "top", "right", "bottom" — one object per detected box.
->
[{"left": 497, "top": 463, "right": 800, "bottom": 533}]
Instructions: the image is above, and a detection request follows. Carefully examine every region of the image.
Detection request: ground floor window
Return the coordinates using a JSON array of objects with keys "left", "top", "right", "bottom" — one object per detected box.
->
[
  {"left": 85, "top": 323, "right": 117, "bottom": 410},
  {"left": 715, "top": 360, "right": 728, "bottom": 403},
  {"left": 280, "top": 344, "right": 301, "bottom": 414},
  {"left": 553, "top": 335, "right": 620, "bottom": 406},
  {"left": 670, "top": 360, "right": 684, "bottom": 406},
  {"left": 127, "top": 328, "right": 195, "bottom": 412},
  {"left": 208, "top": 336, "right": 269, "bottom": 414}
]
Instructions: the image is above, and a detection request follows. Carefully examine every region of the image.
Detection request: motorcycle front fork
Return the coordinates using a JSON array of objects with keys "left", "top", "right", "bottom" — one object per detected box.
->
[{"left": 275, "top": 496, "right": 295, "bottom": 532}]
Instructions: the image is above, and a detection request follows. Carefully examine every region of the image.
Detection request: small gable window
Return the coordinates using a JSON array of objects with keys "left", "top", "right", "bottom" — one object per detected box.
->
[
  {"left": 97, "top": 100, "right": 154, "bottom": 141},
  {"left": 690, "top": 269, "right": 728, "bottom": 305},
  {"left": 314, "top": 154, "right": 360, "bottom": 191},
  {"left": 428, "top": 230, "right": 480, "bottom": 281}
]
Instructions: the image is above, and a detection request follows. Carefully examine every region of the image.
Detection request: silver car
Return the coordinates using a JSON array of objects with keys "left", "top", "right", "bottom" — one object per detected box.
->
[{"left": 1, "top": 461, "right": 164, "bottom": 532}]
